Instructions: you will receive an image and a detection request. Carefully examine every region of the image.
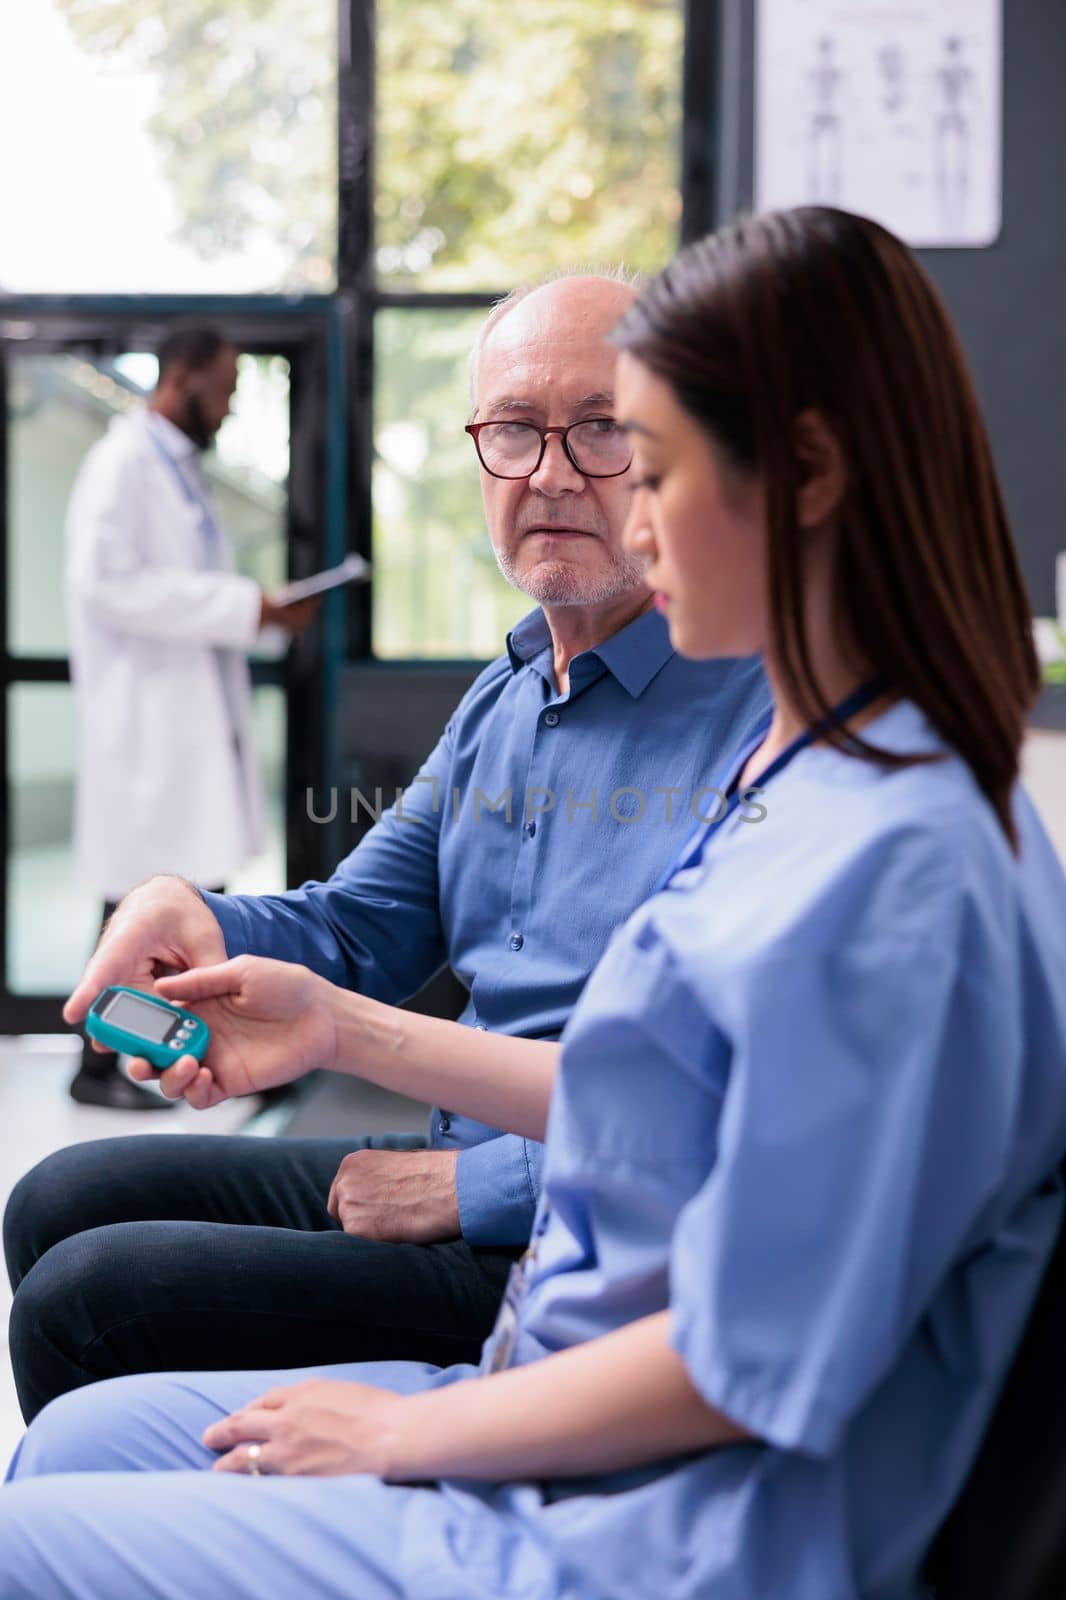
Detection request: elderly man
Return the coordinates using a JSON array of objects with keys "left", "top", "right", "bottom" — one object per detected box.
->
[{"left": 4, "top": 275, "right": 769, "bottom": 1422}]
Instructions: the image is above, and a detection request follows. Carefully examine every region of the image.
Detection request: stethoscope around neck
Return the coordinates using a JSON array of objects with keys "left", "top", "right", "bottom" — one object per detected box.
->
[{"left": 142, "top": 414, "right": 222, "bottom": 554}]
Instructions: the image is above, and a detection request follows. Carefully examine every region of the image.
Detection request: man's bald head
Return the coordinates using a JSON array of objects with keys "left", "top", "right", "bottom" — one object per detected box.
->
[{"left": 470, "top": 270, "right": 641, "bottom": 416}]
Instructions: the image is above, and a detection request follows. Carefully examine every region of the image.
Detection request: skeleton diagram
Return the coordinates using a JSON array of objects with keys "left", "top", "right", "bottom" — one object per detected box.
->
[
  {"left": 806, "top": 36, "right": 844, "bottom": 203},
  {"left": 877, "top": 41, "right": 907, "bottom": 116},
  {"left": 933, "top": 35, "right": 974, "bottom": 233}
]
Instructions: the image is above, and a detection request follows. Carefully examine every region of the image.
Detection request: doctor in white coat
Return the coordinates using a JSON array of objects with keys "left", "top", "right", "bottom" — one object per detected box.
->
[{"left": 65, "top": 327, "right": 316, "bottom": 1108}]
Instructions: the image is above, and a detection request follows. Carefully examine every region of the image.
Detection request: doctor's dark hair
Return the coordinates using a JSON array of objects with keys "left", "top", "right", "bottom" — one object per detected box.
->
[
  {"left": 155, "top": 326, "right": 232, "bottom": 379},
  {"left": 612, "top": 206, "right": 1038, "bottom": 849}
]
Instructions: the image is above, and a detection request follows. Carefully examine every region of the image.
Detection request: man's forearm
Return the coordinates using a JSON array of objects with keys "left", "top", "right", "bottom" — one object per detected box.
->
[
  {"left": 328, "top": 989, "right": 557, "bottom": 1142},
  {"left": 199, "top": 886, "right": 349, "bottom": 985},
  {"left": 380, "top": 1312, "right": 750, "bottom": 1483}
]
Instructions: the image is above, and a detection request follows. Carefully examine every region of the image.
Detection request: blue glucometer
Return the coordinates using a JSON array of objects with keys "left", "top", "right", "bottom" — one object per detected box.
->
[{"left": 84, "top": 986, "right": 210, "bottom": 1070}]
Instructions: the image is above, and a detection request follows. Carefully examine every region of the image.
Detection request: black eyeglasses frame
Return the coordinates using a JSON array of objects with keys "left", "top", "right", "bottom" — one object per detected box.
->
[{"left": 464, "top": 419, "right": 633, "bottom": 480}]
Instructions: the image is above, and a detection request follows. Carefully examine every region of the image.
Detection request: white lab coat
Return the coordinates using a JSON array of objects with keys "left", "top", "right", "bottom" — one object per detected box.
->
[{"left": 65, "top": 410, "right": 266, "bottom": 900}]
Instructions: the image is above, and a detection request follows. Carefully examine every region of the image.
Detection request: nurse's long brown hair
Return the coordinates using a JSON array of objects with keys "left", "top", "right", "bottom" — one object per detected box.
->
[{"left": 613, "top": 207, "right": 1038, "bottom": 849}]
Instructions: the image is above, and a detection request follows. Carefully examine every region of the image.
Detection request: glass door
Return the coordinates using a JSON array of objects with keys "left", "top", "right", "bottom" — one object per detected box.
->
[{"left": 0, "top": 316, "right": 330, "bottom": 1031}]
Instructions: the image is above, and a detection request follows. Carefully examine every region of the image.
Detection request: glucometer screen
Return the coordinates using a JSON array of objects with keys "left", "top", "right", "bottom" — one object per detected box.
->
[{"left": 101, "top": 992, "right": 175, "bottom": 1043}]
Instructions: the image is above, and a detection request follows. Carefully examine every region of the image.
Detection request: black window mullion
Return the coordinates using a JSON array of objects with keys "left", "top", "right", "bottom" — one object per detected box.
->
[
  {"left": 339, "top": 0, "right": 375, "bottom": 663},
  {"left": 338, "top": 0, "right": 373, "bottom": 296},
  {"left": 681, "top": 0, "right": 721, "bottom": 244},
  {"left": 0, "top": 346, "right": 9, "bottom": 1010},
  {"left": 375, "top": 292, "right": 507, "bottom": 313}
]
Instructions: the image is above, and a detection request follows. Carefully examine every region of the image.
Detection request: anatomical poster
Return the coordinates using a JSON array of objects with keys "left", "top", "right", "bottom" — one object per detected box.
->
[{"left": 755, "top": 0, "right": 1002, "bottom": 246}]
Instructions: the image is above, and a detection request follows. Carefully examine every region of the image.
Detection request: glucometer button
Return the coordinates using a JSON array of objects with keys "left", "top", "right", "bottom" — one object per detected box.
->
[{"left": 168, "top": 1040, "right": 183, "bottom": 1050}]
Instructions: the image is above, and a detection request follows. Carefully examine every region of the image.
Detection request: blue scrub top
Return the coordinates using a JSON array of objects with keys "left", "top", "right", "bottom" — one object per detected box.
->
[{"left": 400, "top": 699, "right": 1066, "bottom": 1599}]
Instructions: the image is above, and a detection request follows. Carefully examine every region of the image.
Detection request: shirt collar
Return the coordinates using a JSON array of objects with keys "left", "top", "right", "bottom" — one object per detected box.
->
[
  {"left": 144, "top": 409, "right": 199, "bottom": 463},
  {"left": 505, "top": 604, "right": 675, "bottom": 700}
]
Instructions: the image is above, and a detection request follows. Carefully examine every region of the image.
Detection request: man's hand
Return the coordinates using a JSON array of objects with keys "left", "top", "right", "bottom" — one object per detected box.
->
[
  {"left": 259, "top": 592, "right": 321, "bottom": 636},
  {"left": 63, "top": 876, "right": 226, "bottom": 1031},
  {"left": 204, "top": 1378, "right": 408, "bottom": 1478},
  {"left": 327, "top": 1148, "right": 461, "bottom": 1244}
]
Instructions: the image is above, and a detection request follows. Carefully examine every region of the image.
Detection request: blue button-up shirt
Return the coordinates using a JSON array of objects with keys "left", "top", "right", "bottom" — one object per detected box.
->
[{"left": 205, "top": 607, "right": 769, "bottom": 1243}]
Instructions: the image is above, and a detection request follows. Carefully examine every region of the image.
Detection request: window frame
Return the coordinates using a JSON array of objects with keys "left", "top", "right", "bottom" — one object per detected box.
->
[
  {"left": 353, "top": 0, "right": 720, "bottom": 664},
  {"left": 0, "top": 312, "right": 334, "bottom": 1028},
  {"left": 0, "top": 0, "right": 721, "bottom": 1028},
  {"left": 1, "top": 0, "right": 720, "bottom": 671}
]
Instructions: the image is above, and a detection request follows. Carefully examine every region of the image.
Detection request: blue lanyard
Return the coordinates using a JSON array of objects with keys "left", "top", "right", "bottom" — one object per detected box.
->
[
  {"left": 143, "top": 417, "right": 222, "bottom": 554},
  {"left": 509, "top": 678, "right": 889, "bottom": 1357},
  {"left": 655, "top": 674, "right": 892, "bottom": 892}
]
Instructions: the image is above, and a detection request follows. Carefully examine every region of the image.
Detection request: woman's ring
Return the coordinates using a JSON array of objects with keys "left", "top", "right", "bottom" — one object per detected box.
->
[{"left": 246, "top": 1442, "right": 263, "bottom": 1477}]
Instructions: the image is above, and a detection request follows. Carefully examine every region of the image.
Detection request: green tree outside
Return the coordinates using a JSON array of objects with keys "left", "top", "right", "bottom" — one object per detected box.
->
[{"left": 376, "top": 0, "right": 682, "bottom": 286}]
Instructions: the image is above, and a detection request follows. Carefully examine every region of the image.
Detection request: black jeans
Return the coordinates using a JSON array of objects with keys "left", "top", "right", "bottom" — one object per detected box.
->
[{"left": 4, "top": 1134, "right": 520, "bottom": 1423}]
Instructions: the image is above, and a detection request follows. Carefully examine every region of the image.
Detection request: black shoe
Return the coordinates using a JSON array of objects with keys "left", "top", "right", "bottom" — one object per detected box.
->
[{"left": 69, "top": 1065, "right": 177, "bottom": 1111}]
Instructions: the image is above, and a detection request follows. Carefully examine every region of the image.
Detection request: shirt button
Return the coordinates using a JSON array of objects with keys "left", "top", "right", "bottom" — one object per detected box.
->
[
  {"left": 524, "top": 820, "right": 536, "bottom": 838},
  {"left": 509, "top": 932, "right": 524, "bottom": 951},
  {"left": 543, "top": 710, "right": 560, "bottom": 726},
  {"left": 475, "top": 1022, "right": 488, "bottom": 1031},
  {"left": 438, "top": 1115, "right": 452, "bottom": 1134}
]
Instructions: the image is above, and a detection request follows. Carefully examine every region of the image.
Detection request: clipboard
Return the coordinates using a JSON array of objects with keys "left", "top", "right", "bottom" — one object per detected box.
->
[{"left": 270, "top": 552, "right": 371, "bottom": 606}]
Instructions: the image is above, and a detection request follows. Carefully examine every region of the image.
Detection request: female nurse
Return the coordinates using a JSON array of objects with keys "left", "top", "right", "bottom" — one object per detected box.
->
[{"left": 3, "top": 206, "right": 1065, "bottom": 1600}]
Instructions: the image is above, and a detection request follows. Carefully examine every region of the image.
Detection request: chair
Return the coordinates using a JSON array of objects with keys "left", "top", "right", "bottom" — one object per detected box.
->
[{"left": 923, "top": 1175, "right": 1066, "bottom": 1598}]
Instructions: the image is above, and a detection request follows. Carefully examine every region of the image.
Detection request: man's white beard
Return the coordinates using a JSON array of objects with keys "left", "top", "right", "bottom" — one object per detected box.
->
[{"left": 493, "top": 544, "right": 649, "bottom": 608}]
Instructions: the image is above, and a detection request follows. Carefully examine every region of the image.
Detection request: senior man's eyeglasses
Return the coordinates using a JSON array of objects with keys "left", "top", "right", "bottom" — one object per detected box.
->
[{"left": 465, "top": 418, "right": 633, "bottom": 480}]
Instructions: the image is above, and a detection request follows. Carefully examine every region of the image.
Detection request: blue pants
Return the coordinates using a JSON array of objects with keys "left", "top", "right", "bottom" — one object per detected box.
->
[
  {"left": 0, "top": 1362, "right": 696, "bottom": 1600},
  {"left": 0, "top": 1360, "right": 473, "bottom": 1600}
]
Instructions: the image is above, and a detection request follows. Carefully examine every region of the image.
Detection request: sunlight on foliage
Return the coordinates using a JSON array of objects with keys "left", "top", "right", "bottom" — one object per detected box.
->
[{"left": 376, "top": 0, "right": 682, "bottom": 285}]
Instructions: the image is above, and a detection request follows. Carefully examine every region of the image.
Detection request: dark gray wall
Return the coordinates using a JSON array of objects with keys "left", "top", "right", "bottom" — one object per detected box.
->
[{"left": 716, "top": 0, "right": 1066, "bottom": 612}]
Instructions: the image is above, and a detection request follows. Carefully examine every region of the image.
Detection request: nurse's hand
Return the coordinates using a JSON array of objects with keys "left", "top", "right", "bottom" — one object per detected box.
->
[
  {"left": 126, "top": 956, "right": 336, "bottom": 1106},
  {"left": 204, "top": 1377, "right": 407, "bottom": 1478},
  {"left": 63, "top": 876, "right": 225, "bottom": 1031}
]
